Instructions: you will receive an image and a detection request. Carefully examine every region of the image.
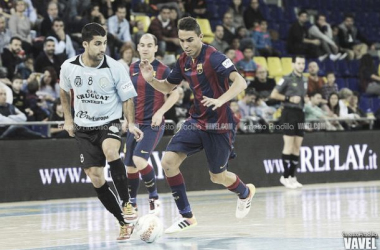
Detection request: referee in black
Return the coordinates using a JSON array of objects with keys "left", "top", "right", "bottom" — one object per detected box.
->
[{"left": 270, "top": 55, "right": 306, "bottom": 189}]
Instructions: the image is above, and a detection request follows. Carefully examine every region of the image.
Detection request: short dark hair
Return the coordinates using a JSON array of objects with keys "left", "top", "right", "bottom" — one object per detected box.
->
[
  {"left": 298, "top": 9, "right": 308, "bottom": 16},
  {"left": 344, "top": 13, "right": 354, "bottom": 20},
  {"left": 44, "top": 37, "right": 55, "bottom": 45},
  {"left": 316, "top": 14, "right": 325, "bottom": 21},
  {"left": 224, "top": 47, "right": 234, "bottom": 53},
  {"left": 178, "top": 17, "right": 201, "bottom": 36},
  {"left": 245, "top": 88, "right": 258, "bottom": 96},
  {"left": 52, "top": 17, "right": 64, "bottom": 26},
  {"left": 292, "top": 55, "right": 305, "bottom": 63},
  {"left": 326, "top": 71, "right": 335, "bottom": 77},
  {"left": 10, "top": 36, "right": 22, "bottom": 44},
  {"left": 12, "top": 73, "right": 23, "bottom": 82},
  {"left": 81, "top": 22, "right": 106, "bottom": 42},
  {"left": 160, "top": 5, "right": 170, "bottom": 12}
]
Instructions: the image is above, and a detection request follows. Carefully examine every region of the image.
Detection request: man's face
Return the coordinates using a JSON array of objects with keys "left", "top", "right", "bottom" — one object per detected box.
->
[
  {"left": 344, "top": 17, "right": 354, "bottom": 28},
  {"left": 214, "top": 26, "right": 224, "bottom": 40},
  {"left": 223, "top": 13, "right": 233, "bottom": 26},
  {"left": 0, "top": 17, "right": 5, "bottom": 31},
  {"left": 116, "top": 7, "right": 126, "bottom": 21},
  {"left": 44, "top": 41, "right": 55, "bottom": 56},
  {"left": 160, "top": 8, "right": 171, "bottom": 22},
  {"left": 178, "top": 30, "right": 203, "bottom": 58},
  {"left": 311, "top": 94, "right": 322, "bottom": 105},
  {"left": 245, "top": 94, "right": 256, "bottom": 104},
  {"left": 260, "top": 21, "right": 267, "bottom": 32},
  {"left": 47, "top": 3, "right": 58, "bottom": 18},
  {"left": 298, "top": 13, "right": 308, "bottom": 24},
  {"left": 308, "top": 62, "right": 319, "bottom": 76},
  {"left": 225, "top": 49, "right": 236, "bottom": 61},
  {"left": 52, "top": 21, "right": 64, "bottom": 33},
  {"left": 12, "top": 79, "right": 23, "bottom": 92},
  {"left": 84, "top": 35, "right": 107, "bottom": 62},
  {"left": 243, "top": 48, "right": 254, "bottom": 60},
  {"left": 0, "top": 88, "right": 7, "bottom": 105},
  {"left": 256, "top": 67, "right": 267, "bottom": 81},
  {"left": 327, "top": 74, "right": 335, "bottom": 85},
  {"left": 138, "top": 35, "right": 158, "bottom": 60},
  {"left": 250, "top": 0, "right": 259, "bottom": 10},
  {"left": 10, "top": 39, "right": 22, "bottom": 54},
  {"left": 293, "top": 58, "right": 306, "bottom": 74},
  {"left": 317, "top": 16, "right": 326, "bottom": 26}
]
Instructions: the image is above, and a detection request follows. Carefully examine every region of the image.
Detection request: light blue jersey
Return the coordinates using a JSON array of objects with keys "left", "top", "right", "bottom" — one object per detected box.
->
[{"left": 60, "top": 55, "right": 137, "bottom": 127}]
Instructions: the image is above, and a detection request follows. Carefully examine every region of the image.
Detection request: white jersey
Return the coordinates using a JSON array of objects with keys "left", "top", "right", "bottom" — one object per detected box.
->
[{"left": 60, "top": 55, "right": 137, "bottom": 127}]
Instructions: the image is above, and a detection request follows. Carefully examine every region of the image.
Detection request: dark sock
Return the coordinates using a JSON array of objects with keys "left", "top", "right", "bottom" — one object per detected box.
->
[
  {"left": 140, "top": 164, "right": 158, "bottom": 199},
  {"left": 282, "top": 154, "right": 291, "bottom": 178},
  {"left": 289, "top": 154, "right": 299, "bottom": 177},
  {"left": 127, "top": 172, "right": 139, "bottom": 206},
  {"left": 166, "top": 173, "right": 192, "bottom": 218},
  {"left": 109, "top": 159, "right": 129, "bottom": 206},
  {"left": 227, "top": 175, "right": 249, "bottom": 199},
  {"left": 95, "top": 182, "right": 125, "bottom": 224}
]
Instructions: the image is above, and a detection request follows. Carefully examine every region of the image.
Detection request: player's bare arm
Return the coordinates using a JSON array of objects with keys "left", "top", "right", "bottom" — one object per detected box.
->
[
  {"left": 139, "top": 59, "right": 177, "bottom": 94},
  {"left": 151, "top": 88, "right": 180, "bottom": 127},
  {"left": 201, "top": 71, "right": 247, "bottom": 110},
  {"left": 270, "top": 89, "right": 301, "bottom": 104},
  {"left": 123, "top": 99, "right": 144, "bottom": 141},
  {"left": 59, "top": 88, "right": 74, "bottom": 137}
]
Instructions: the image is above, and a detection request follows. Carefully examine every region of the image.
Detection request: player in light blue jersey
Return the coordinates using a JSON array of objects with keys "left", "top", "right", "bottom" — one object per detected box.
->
[{"left": 60, "top": 23, "right": 143, "bottom": 242}]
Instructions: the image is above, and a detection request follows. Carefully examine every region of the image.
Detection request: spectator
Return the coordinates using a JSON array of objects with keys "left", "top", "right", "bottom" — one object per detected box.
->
[
  {"left": 236, "top": 47, "right": 257, "bottom": 85},
  {"left": 169, "top": 6, "right": 180, "bottom": 27},
  {"left": 8, "top": 0, "right": 32, "bottom": 52},
  {"left": 229, "top": 0, "right": 245, "bottom": 29},
  {"left": 49, "top": 98, "right": 69, "bottom": 138},
  {"left": 338, "top": 88, "right": 360, "bottom": 119},
  {"left": 1, "top": 36, "right": 24, "bottom": 80},
  {"left": 26, "top": 79, "right": 49, "bottom": 121},
  {"left": 40, "top": 1, "right": 59, "bottom": 37},
  {"left": 34, "top": 37, "right": 64, "bottom": 76},
  {"left": 0, "top": 14, "right": 11, "bottom": 54},
  {"left": 48, "top": 18, "right": 76, "bottom": 59},
  {"left": 82, "top": 3, "right": 106, "bottom": 25},
  {"left": 309, "top": 14, "right": 344, "bottom": 61},
  {"left": 22, "top": 0, "right": 37, "bottom": 24},
  {"left": 249, "top": 65, "right": 276, "bottom": 100},
  {"left": 18, "top": 56, "right": 34, "bottom": 79},
  {"left": 307, "top": 61, "right": 324, "bottom": 96},
  {"left": 183, "top": 0, "right": 207, "bottom": 18},
  {"left": 347, "top": 91, "right": 369, "bottom": 129},
  {"left": 230, "top": 100, "right": 242, "bottom": 121},
  {"left": 39, "top": 66, "right": 59, "bottom": 101},
  {"left": 165, "top": 86, "right": 188, "bottom": 131},
  {"left": 243, "top": 0, "right": 264, "bottom": 31},
  {"left": 224, "top": 47, "right": 236, "bottom": 63},
  {"left": 98, "top": 22, "right": 124, "bottom": 59},
  {"left": 359, "top": 54, "right": 380, "bottom": 95},
  {"left": 148, "top": 5, "right": 180, "bottom": 54},
  {"left": 222, "top": 11, "right": 236, "bottom": 45},
  {"left": 0, "top": 86, "right": 43, "bottom": 139},
  {"left": 107, "top": 4, "right": 133, "bottom": 43},
  {"left": 287, "top": 10, "right": 321, "bottom": 59},
  {"left": 231, "top": 37, "right": 244, "bottom": 63},
  {"left": 253, "top": 20, "right": 280, "bottom": 57},
  {"left": 210, "top": 25, "right": 229, "bottom": 52},
  {"left": 321, "top": 92, "right": 345, "bottom": 130},
  {"left": 321, "top": 72, "right": 339, "bottom": 100},
  {"left": 236, "top": 26, "right": 255, "bottom": 52},
  {"left": 238, "top": 88, "right": 258, "bottom": 118},
  {"left": 304, "top": 92, "right": 337, "bottom": 131},
  {"left": 118, "top": 43, "right": 139, "bottom": 71},
  {"left": 132, "top": 21, "right": 146, "bottom": 46},
  {"left": 254, "top": 94, "right": 276, "bottom": 122},
  {"left": 11, "top": 74, "right": 29, "bottom": 115},
  {"left": 338, "top": 14, "right": 369, "bottom": 60}
]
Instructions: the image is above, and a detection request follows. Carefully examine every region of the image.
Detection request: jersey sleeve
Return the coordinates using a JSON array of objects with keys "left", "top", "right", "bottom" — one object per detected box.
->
[
  {"left": 166, "top": 60, "right": 183, "bottom": 85},
  {"left": 115, "top": 63, "right": 137, "bottom": 101},
  {"left": 210, "top": 51, "right": 237, "bottom": 80},
  {"left": 59, "top": 62, "right": 71, "bottom": 92},
  {"left": 162, "top": 66, "right": 171, "bottom": 79},
  {"left": 275, "top": 77, "right": 288, "bottom": 94}
]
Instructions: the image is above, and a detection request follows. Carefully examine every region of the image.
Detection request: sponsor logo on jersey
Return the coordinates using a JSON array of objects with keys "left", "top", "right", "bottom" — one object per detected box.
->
[
  {"left": 222, "top": 58, "right": 233, "bottom": 68},
  {"left": 121, "top": 81, "right": 134, "bottom": 92},
  {"left": 99, "top": 77, "right": 109, "bottom": 88}
]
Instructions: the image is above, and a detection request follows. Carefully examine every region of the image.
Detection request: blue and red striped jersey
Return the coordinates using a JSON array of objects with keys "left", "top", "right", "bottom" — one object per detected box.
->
[
  {"left": 130, "top": 59, "right": 171, "bottom": 125},
  {"left": 167, "top": 44, "right": 238, "bottom": 133}
]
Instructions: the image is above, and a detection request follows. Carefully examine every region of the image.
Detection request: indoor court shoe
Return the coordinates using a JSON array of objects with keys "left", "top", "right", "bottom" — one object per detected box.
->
[
  {"left": 164, "top": 216, "right": 197, "bottom": 234},
  {"left": 123, "top": 202, "right": 138, "bottom": 223},
  {"left": 236, "top": 183, "right": 256, "bottom": 219},
  {"left": 289, "top": 176, "right": 303, "bottom": 188},
  {"left": 148, "top": 198, "right": 161, "bottom": 215},
  {"left": 117, "top": 223, "right": 134, "bottom": 242},
  {"left": 280, "top": 176, "right": 297, "bottom": 189}
]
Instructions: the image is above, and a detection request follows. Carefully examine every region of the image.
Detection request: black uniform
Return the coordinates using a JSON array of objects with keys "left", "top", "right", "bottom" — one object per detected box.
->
[{"left": 275, "top": 72, "right": 307, "bottom": 137}]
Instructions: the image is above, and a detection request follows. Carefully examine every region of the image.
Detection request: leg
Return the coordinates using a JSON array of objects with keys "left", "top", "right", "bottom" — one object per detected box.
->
[
  {"left": 282, "top": 135, "right": 294, "bottom": 178},
  {"left": 126, "top": 166, "right": 139, "bottom": 206},
  {"left": 289, "top": 136, "right": 304, "bottom": 177},
  {"left": 133, "top": 156, "right": 158, "bottom": 199},
  {"left": 353, "top": 43, "right": 368, "bottom": 59}
]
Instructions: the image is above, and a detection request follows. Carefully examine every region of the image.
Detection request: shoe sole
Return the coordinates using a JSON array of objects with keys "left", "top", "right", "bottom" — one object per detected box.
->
[{"left": 164, "top": 221, "right": 198, "bottom": 234}]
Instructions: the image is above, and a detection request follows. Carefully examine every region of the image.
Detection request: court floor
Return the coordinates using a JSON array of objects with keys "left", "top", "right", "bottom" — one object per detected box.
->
[{"left": 0, "top": 181, "right": 379, "bottom": 250}]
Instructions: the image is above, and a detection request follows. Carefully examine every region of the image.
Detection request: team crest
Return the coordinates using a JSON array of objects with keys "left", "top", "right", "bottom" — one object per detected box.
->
[
  {"left": 99, "top": 77, "right": 109, "bottom": 88},
  {"left": 74, "top": 76, "right": 82, "bottom": 87},
  {"left": 197, "top": 64, "right": 203, "bottom": 74}
]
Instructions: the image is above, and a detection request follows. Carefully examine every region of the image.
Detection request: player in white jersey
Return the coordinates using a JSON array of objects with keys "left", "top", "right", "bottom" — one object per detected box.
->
[{"left": 59, "top": 23, "right": 143, "bottom": 242}]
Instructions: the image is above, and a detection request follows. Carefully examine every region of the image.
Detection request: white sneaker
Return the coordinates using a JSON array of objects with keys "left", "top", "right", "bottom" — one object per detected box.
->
[
  {"left": 329, "top": 53, "right": 341, "bottom": 61},
  {"left": 289, "top": 176, "right": 303, "bottom": 188},
  {"left": 318, "top": 54, "right": 328, "bottom": 61},
  {"left": 164, "top": 216, "right": 197, "bottom": 234},
  {"left": 148, "top": 199, "right": 160, "bottom": 215},
  {"left": 236, "top": 184, "right": 256, "bottom": 219},
  {"left": 280, "top": 176, "right": 297, "bottom": 189},
  {"left": 339, "top": 52, "right": 348, "bottom": 60}
]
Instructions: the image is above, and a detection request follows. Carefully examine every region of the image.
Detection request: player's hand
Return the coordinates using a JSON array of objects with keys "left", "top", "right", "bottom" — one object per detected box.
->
[
  {"left": 201, "top": 96, "right": 224, "bottom": 110},
  {"left": 290, "top": 96, "right": 301, "bottom": 104},
  {"left": 129, "top": 124, "right": 144, "bottom": 142},
  {"left": 63, "top": 120, "right": 75, "bottom": 137},
  {"left": 139, "top": 59, "right": 154, "bottom": 83},
  {"left": 151, "top": 110, "right": 164, "bottom": 127}
]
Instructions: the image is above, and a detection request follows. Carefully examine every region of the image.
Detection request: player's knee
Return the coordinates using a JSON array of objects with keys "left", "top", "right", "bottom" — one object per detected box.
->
[
  {"left": 103, "top": 147, "right": 119, "bottom": 161},
  {"left": 132, "top": 156, "right": 147, "bottom": 170},
  {"left": 161, "top": 156, "right": 177, "bottom": 171},
  {"left": 210, "top": 172, "right": 226, "bottom": 184},
  {"left": 85, "top": 170, "right": 104, "bottom": 187}
]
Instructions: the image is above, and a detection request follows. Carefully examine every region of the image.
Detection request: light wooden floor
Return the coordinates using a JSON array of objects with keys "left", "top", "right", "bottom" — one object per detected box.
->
[{"left": 0, "top": 181, "right": 379, "bottom": 250}]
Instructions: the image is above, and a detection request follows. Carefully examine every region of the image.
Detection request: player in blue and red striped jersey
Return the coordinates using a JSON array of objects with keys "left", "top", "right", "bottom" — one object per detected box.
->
[
  {"left": 139, "top": 17, "right": 256, "bottom": 234},
  {"left": 122, "top": 34, "right": 179, "bottom": 216}
]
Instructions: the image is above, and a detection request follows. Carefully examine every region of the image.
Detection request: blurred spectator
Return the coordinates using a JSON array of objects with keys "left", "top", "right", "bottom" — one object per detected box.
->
[
  {"left": 249, "top": 65, "right": 276, "bottom": 100},
  {"left": 338, "top": 88, "right": 360, "bottom": 119},
  {"left": 82, "top": 3, "right": 106, "bottom": 25},
  {"left": 0, "top": 86, "right": 43, "bottom": 139},
  {"left": 25, "top": 79, "right": 49, "bottom": 121},
  {"left": 231, "top": 37, "right": 244, "bottom": 63},
  {"left": 321, "top": 72, "right": 339, "bottom": 100},
  {"left": 224, "top": 47, "right": 236, "bottom": 63},
  {"left": 359, "top": 54, "right": 380, "bottom": 95},
  {"left": 34, "top": 37, "right": 64, "bottom": 76},
  {"left": 309, "top": 14, "right": 344, "bottom": 61},
  {"left": 22, "top": 0, "right": 37, "bottom": 24},
  {"left": 347, "top": 91, "right": 369, "bottom": 129},
  {"left": 38, "top": 66, "right": 58, "bottom": 101},
  {"left": 229, "top": 0, "right": 245, "bottom": 29},
  {"left": 253, "top": 20, "right": 280, "bottom": 57},
  {"left": 307, "top": 61, "right": 324, "bottom": 96},
  {"left": 243, "top": 0, "right": 264, "bottom": 31},
  {"left": 49, "top": 98, "right": 69, "bottom": 138},
  {"left": 304, "top": 92, "right": 337, "bottom": 130},
  {"left": 254, "top": 94, "right": 276, "bottom": 122},
  {"left": 8, "top": 0, "right": 32, "bottom": 52},
  {"left": 183, "top": 0, "right": 207, "bottom": 18},
  {"left": 210, "top": 25, "right": 229, "bottom": 52},
  {"left": 238, "top": 88, "right": 258, "bottom": 118},
  {"left": 0, "top": 14, "right": 11, "bottom": 54},
  {"left": 48, "top": 18, "right": 76, "bottom": 59},
  {"left": 236, "top": 47, "right": 257, "bottom": 85},
  {"left": 18, "top": 56, "right": 34, "bottom": 79},
  {"left": 230, "top": 100, "right": 242, "bottom": 121},
  {"left": 1, "top": 36, "right": 24, "bottom": 80},
  {"left": 235, "top": 26, "right": 254, "bottom": 52},
  {"left": 165, "top": 86, "right": 188, "bottom": 126},
  {"left": 338, "top": 14, "right": 369, "bottom": 60},
  {"left": 321, "top": 92, "right": 345, "bottom": 130},
  {"left": 11, "top": 74, "right": 29, "bottom": 115},
  {"left": 118, "top": 43, "right": 139, "bottom": 71},
  {"left": 108, "top": 4, "right": 132, "bottom": 44},
  {"left": 169, "top": 6, "right": 180, "bottom": 27},
  {"left": 132, "top": 20, "right": 146, "bottom": 46},
  {"left": 287, "top": 10, "right": 321, "bottom": 59},
  {"left": 99, "top": 22, "right": 124, "bottom": 59},
  {"left": 148, "top": 5, "right": 180, "bottom": 55},
  {"left": 222, "top": 11, "right": 236, "bottom": 45},
  {"left": 40, "top": 1, "right": 59, "bottom": 37}
]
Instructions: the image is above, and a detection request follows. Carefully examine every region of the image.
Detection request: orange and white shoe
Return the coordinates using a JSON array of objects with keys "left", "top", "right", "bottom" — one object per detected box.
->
[
  {"left": 236, "top": 184, "right": 256, "bottom": 219},
  {"left": 164, "top": 216, "right": 197, "bottom": 234},
  {"left": 117, "top": 223, "right": 134, "bottom": 242},
  {"left": 123, "top": 202, "right": 138, "bottom": 223}
]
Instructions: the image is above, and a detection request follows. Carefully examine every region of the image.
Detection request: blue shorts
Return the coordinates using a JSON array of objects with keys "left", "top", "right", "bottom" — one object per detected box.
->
[
  {"left": 124, "top": 124, "right": 164, "bottom": 167},
  {"left": 166, "top": 121, "right": 236, "bottom": 174}
]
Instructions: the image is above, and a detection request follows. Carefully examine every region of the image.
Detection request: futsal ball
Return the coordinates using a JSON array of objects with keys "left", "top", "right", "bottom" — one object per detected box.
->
[{"left": 135, "top": 214, "right": 164, "bottom": 243}]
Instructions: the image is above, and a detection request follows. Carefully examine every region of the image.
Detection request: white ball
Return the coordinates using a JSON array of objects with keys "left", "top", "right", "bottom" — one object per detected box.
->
[{"left": 135, "top": 214, "right": 164, "bottom": 243}]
